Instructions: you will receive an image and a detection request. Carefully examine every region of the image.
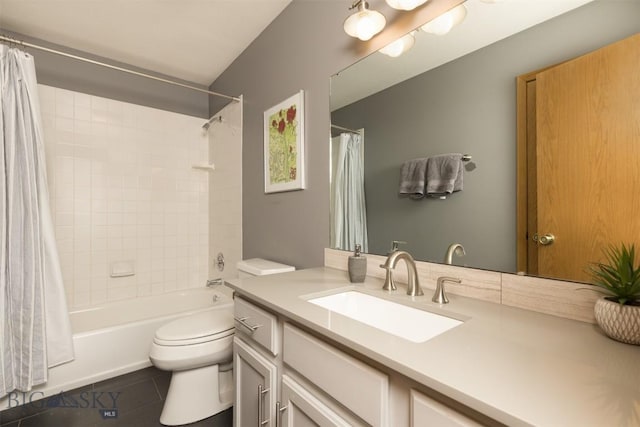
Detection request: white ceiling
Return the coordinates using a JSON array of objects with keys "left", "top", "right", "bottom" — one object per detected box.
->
[
  {"left": 331, "top": 0, "right": 594, "bottom": 111},
  {"left": 0, "top": 0, "right": 292, "bottom": 86}
]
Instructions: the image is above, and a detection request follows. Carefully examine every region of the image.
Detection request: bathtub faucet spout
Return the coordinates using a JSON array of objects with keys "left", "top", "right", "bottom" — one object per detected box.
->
[{"left": 206, "top": 278, "right": 224, "bottom": 287}]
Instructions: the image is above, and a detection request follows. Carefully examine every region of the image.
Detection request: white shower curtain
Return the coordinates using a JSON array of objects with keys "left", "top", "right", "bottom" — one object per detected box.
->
[
  {"left": 331, "top": 132, "right": 368, "bottom": 252},
  {"left": 0, "top": 46, "right": 74, "bottom": 398}
]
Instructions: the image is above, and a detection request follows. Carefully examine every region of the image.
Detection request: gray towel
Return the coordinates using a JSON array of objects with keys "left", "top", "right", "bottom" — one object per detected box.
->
[
  {"left": 426, "top": 153, "right": 463, "bottom": 196},
  {"left": 399, "top": 157, "right": 428, "bottom": 199}
]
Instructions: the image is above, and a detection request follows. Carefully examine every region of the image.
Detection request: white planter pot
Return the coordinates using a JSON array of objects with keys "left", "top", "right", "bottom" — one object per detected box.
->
[{"left": 594, "top": 297, "right": 640, "bottom": 345}]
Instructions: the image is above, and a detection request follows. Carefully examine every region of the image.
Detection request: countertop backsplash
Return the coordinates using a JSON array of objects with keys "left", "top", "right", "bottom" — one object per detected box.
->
[{"left": 325, "top": 248, "right": 600, "bottom": 323}]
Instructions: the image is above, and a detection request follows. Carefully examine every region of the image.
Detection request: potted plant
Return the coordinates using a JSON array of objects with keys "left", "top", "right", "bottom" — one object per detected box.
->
[{"left": 589, "top": 243, "right": 640, "bottom": 345}]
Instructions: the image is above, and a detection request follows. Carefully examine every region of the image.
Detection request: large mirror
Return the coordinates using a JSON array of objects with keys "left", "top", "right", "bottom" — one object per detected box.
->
[{"left": 329, "top": 0, "right": 640, "bottom": 283}]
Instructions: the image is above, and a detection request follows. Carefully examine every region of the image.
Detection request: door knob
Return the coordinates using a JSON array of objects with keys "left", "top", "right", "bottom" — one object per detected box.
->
[{"left": 538, "top": 233, "right": 555, "bottom": 245}]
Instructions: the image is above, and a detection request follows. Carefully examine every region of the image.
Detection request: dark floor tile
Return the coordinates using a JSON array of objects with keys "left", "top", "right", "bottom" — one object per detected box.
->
[
  {"left": 152, "top": 374, "right": 171, "bottom": 400},
  {"left": 108, "top": 402, "right": 232, "bottom": 427},
  {"left": 19, "top": 405, "right": 104, "bottom": 427},
  {"left": 0, "top": 384, "right": 93, "bottom": 425},
  {"left": 147, "top": 367, "right": 170, "bottom": 380},
  {"left": 1, "top": 368, "right": 230, "bottom": 427},
  {"left": 93, "top": 367, "right": 160, "bottom": 391},
  {"left": 96, "top": 378, "right": 161, "bottom": 416},
  {"left": 190, "top": 408, "right": 233, "bottom": 427},
  {"left": 0, "top": 401, "right": 46, "bottom": 425},
  {"left": 108, "top": 400, "right": 164, "bottom": 427}
]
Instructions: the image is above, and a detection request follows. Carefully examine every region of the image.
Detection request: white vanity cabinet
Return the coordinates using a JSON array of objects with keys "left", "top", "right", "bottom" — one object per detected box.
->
[
  {"left": 233, "top": 337, "right": 278, "bottom": 427},
  {"left": 282, "top": 323, "right": 388, "bottom": 427},
  {"left": 233, "top": 296, "right": 365, "bottom": 426},
  {"left": 233, "top": 296, "right": 281, "bottom": 427},
  {"left": 234, "top": 295, "right": 280, "bottom": 356},
  {"left": 410, "top": 389, "right": 483, "bottom": 427},
  {"left": 279, "top": 375, "right": 353, "bottom": 427},
  {"left": 233, "top": 295, "right": 491, "bottom": 427}
]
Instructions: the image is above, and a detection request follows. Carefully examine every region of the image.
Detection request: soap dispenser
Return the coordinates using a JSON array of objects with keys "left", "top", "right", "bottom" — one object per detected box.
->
[{"left": 348, "top": 244, "right": 367, "bottom": 283}]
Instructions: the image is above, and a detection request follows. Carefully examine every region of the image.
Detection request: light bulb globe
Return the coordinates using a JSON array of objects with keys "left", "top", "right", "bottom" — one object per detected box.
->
[{"left": 421, "top": 4, "right": 467, "bottom": 35}]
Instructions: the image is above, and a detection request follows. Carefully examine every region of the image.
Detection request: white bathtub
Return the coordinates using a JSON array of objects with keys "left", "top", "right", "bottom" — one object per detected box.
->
[{"left": 1, "top": 286, "right": 233, "bottom": 406}]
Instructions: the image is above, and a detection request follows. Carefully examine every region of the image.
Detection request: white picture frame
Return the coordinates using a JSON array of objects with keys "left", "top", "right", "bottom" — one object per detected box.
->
[{"left": 263, "top": 90, "right": 305, "bottom": 193}]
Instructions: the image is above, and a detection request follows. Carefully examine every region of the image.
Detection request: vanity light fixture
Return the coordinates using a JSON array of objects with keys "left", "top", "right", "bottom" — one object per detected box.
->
[
  {"left": 344, "top": 0, "right": 387, "bottom": 41},
  {"left": 379, "top": 31, "right": 416, "bottom": 57},
  {"left": 420, "top": 3, "right": 467, "bottom": 35},
  {"left": 385, "top": 0, "right": 429, "bottom": 11}
]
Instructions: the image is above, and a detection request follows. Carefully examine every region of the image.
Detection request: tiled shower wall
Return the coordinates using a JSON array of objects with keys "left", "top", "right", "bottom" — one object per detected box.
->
[{"left": 38, "top": 85, "right": 214, "bottom": 309}]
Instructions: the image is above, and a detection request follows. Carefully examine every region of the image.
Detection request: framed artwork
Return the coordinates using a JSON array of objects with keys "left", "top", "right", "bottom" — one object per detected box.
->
[{"left": 263, "top": 90, "right": 305, "bottom": 193}]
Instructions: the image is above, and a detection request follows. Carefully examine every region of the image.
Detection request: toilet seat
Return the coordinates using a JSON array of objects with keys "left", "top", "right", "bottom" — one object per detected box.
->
[{"left": 153, "top": 308, "right": 234, "bottom": 346}]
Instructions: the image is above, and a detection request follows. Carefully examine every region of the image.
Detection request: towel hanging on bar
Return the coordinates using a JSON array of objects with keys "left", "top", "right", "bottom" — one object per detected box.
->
[
  {"left": 426, "top": 153, "right": 464, "bottom": 196},
  {"left": 399, "top": 158, "right": 429, "bottom": 199}
]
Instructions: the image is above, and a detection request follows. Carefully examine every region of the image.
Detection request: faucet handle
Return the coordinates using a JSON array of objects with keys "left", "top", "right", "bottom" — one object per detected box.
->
[
  {"left": 389, "top": 240, "right": 407, "bottom": 254},
  {"left": 432, "top": 276, "right": 462, "bottom": 304}
]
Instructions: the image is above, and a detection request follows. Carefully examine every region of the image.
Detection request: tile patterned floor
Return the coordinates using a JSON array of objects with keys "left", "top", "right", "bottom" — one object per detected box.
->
[{"left": 0, "top": 367, "right": 233, "bottom": 427}]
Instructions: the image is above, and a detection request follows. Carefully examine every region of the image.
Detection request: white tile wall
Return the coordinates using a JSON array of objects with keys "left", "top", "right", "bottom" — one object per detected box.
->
[
  {"left": 208, "top": 98, "right": 243, "bottom": 280},
  {"left": 39, "top": 85, "right": 216, "bottom": 308}
]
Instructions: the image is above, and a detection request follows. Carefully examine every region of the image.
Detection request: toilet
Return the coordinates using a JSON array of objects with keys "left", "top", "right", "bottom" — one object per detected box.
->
[{"left": 149, "top": 258, "right": 294, "bottom": 426}]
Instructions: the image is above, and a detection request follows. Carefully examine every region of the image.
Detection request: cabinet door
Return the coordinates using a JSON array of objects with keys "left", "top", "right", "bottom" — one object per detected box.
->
[
  {"left": 233, "top": 337, "right": 278, "bottom": 427},
  {"left": 410, "top": 389, "right": 482, "bottom": 427},
  {"left": 279, "top": 375, "right": 352, "bottom": 427},
  {"left": 283, "top": 323, "right": 388, "bottom": 426}
]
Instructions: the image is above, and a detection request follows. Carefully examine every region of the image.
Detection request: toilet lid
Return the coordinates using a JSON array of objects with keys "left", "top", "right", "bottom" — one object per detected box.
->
[{"left": 154, "top": 309, "right": 234, "bottom": 346}]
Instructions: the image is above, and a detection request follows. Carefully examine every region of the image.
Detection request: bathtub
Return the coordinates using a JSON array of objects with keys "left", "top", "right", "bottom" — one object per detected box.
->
[{"left": 1, "top": 286, "right": 232, "bottom": 406}]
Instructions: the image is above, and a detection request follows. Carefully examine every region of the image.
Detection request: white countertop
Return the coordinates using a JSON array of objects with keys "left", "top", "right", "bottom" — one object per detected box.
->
[{"left": 227, "top": 267, "right": 640, "bottom": 427}]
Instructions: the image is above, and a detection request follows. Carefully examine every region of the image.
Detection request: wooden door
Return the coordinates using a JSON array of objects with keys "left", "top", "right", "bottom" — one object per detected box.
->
[
  {"left": 233, "top": 337, "right": 278, "bottom": 427},
  {"left": 533, "top": 33, "right": 640, "bottom": 282}
]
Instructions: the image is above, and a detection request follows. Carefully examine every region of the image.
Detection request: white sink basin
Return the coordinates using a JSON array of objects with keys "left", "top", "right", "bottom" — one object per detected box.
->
[{"left": 307, "top": 291, "right": 462, "bottom": 343}]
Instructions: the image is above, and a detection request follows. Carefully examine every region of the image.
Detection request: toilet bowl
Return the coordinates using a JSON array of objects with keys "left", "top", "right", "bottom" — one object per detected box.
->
[
  {"left": 149, "top": 258, "right": 294, "bottom": 426},
  {"left": 149, "top": 308, "right": 234, "bottom": 426}
]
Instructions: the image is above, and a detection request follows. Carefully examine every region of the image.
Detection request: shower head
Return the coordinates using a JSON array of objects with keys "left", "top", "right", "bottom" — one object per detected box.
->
[{"left": 202, "top": 115, "right": 223, "bottom": 131}]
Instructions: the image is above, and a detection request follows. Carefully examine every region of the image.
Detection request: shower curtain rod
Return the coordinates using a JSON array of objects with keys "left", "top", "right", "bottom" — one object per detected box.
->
[
  {"left": 331, "top": 123, "right": 361, "bottom": 134},
  {"left": 0, "top": 34, "right": 241, "bottom": 102}
]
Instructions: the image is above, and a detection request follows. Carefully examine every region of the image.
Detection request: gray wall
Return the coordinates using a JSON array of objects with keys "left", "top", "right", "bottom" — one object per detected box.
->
[
  {"left": 209, "top": 0, "right": 465, "bottom": 269},
  {"left": 210, "top": 0, "right": 640, "bottom": 268},
  {"left": 331, "top": 1, "right": 640, "bottom": 272},
  {"left": 0, "top": 30, "right": 209, "bottom": 118}
]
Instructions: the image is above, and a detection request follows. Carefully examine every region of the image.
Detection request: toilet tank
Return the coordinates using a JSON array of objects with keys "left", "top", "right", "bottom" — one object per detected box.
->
[{"left": 236, "top": 258, "right": 295, "bottom": 278}]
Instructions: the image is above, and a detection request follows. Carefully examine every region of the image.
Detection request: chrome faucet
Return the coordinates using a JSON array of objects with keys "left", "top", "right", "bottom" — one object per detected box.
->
[
  {"left": 444, "top": 243, "right": 466, "bottom": 265},
  {"left": 432, "top": 276, "right": 461, "bottom": 304},
  {"left": 380, "top": 250, "right": 423, "bottom": 296},
  {"left": 206, "top": 278, "right": 224, "bottom": 287}
]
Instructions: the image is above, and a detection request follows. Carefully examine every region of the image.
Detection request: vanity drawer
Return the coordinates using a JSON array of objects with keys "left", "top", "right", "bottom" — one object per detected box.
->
[
  {"left": 283, "top": 323, "right": 389, "bottom": 427},
  {"left": 410, "top": 389, "right": 482, "bottom": 427},
  {"left": 234, "top": 297, "right": 279, "bottom": 356}
]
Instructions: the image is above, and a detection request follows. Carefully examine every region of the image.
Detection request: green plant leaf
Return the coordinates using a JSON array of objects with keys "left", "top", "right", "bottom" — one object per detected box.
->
[{"left": 588, "top": 243, "right": 640, "bottom": 305}]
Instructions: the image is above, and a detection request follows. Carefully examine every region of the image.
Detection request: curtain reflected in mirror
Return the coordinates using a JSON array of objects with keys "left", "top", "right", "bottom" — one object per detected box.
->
[{"left": 330, "top": 129, "right": 368, "bottom": 253}]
